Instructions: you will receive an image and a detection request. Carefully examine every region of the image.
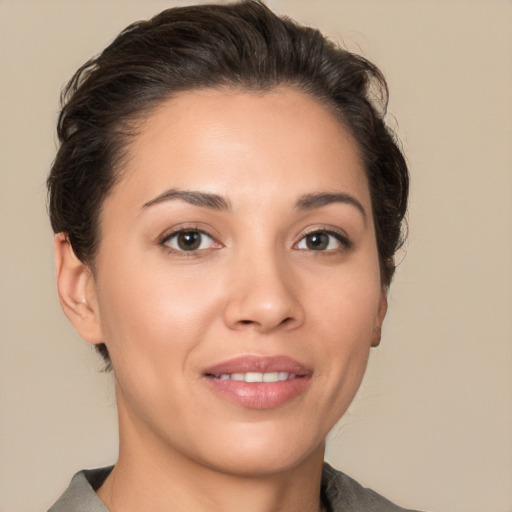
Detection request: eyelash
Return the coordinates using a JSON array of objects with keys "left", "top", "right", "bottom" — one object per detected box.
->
[
  {"left": 295, "top": 229, "right": 352, "bottom": 253},
  {"left": 161, "top": 227, "right": 220, "bottom": 256},
  {"left": 159, "top": 227, "right": 352, "bottom": 256}
]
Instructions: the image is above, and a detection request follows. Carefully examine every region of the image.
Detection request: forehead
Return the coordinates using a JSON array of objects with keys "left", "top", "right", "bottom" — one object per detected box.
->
[{"left": 111, "top": 86, "right": 371, "bottom": 212}]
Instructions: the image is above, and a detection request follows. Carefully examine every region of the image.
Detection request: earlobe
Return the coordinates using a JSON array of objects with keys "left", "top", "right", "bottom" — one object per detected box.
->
[
  {"left": 371, "top": 325, "right": 382, "bottom": 347},
  {"left": 54, "top": 233, "right": 104, "bottom": 344},
  {"left": 371, "top": 289, "right": 388, "bottom": 347}
]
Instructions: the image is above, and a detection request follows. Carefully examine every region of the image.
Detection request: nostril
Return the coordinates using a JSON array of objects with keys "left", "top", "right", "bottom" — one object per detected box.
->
[
  {"left": 237, "top": 317, "right": 293, "bottom": 328},
  {"left": 225, "top": 295, "right": 304, "bottom": 332}
]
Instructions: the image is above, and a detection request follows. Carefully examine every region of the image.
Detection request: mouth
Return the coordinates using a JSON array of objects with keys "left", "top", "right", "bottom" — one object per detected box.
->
[
  {"left": 202, "top": 355, "right": 312, "bottom": 409},
  {"left": 206, "top": 371, "right": 298, "bottom": 383}
]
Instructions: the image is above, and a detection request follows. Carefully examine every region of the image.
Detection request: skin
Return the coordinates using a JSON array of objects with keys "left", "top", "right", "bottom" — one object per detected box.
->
[{"left": 56, "top": 87, "right": 387, "bottom": 512}]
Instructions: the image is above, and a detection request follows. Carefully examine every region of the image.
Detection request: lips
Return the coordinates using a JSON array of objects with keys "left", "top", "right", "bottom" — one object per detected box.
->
[{"left": 203, "top": 355, "right": 312, "bottom": 409}]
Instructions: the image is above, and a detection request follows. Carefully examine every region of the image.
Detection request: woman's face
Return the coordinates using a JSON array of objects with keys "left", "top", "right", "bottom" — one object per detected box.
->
[{"left": 85, "top": 87, "right": 386, "bottom": 476}]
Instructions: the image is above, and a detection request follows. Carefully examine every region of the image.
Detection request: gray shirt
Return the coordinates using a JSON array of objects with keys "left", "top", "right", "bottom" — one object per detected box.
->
[{"left": 48, "top": 463, "right": 423, "bottom": 511}]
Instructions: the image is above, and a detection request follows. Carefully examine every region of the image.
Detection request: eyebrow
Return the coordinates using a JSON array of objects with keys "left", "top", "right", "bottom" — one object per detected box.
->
[
  {"left": 142, "top": 188, "right": 230, "bottom": 210},
  {"left": 295, "top": 192, "right": 367, "bottom": 220},
  {"left": 142, "top": 188, "right": 366, "bottom": 220}
]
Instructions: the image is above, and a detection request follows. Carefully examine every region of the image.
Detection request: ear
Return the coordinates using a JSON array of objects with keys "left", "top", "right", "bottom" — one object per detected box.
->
[
  {"left": 54, "top": 233, "right": 104, "bottom": 345},
  {"left": 371, "top": 287, "right": 388, "bottom": 347}
]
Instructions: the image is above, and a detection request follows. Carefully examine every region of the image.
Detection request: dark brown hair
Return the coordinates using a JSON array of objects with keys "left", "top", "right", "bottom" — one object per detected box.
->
[{"left": 47, "top": 0, "right": 408, "bottom": 363}]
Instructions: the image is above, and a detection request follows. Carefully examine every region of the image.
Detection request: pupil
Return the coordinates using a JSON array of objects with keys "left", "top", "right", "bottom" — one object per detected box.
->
[
  {"left": 178, "top": 231, "right": 200, "bottom": 251},
  {"left": 307, "top": 233, "right": 328, "bottom": 250}
]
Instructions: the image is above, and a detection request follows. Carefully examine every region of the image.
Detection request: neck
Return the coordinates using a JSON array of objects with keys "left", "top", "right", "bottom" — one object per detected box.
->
[{"left": 98, "top": 391, "right": 326, "bottom": 512}]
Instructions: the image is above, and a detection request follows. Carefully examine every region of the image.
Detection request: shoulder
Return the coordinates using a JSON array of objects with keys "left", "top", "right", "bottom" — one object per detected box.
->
[
  {"left": 47, "top": 467, "right": 112, "bottom": 512},
  {"left": 322, "top": 462, "right": 425, "bottom": 512}
]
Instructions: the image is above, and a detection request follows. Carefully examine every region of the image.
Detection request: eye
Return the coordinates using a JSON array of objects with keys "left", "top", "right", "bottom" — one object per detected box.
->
[
  {"left": 163, "top": 229, "right": 218, "bottom": 252},
  {"left": 295, "top": 230, "right": 349, "bottom": 252}
]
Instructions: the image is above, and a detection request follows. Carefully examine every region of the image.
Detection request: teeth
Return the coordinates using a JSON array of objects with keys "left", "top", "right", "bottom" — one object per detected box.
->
[
  {"left": 246, "top": 372, "right": 263, "bottom": 382},
  {"left": 214, "top": 372, "right": 295, "bottom": 382}
]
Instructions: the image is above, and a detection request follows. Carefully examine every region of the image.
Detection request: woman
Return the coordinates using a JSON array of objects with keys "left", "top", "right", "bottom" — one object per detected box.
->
[{"left": 47, "top": 1, "right": 415, "bottom": 511}]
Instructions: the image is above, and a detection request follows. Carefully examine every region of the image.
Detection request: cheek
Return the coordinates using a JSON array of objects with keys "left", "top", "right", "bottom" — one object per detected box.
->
[
  {"left": 306, "top": 261, "right": 382, "bottom": 401},
  {"left": 95, "top": 254, "right": 224, "bottom": 369},
  {"left": 309, "top": 259, "right": 382, "bottom": 340},
  {"left": 94, "top": 261, "right": 226, "bottom": 424},
  {"left": 318, "top": 289, "right": 375, "bottom": 386}
]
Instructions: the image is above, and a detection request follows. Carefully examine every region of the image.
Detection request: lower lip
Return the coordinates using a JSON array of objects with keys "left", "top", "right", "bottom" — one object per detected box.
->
[{"left": 205, "top": 376, "right": 311, "bottom": 409}]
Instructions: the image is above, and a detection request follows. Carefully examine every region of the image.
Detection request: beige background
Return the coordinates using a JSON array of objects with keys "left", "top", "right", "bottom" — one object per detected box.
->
[{"left": 0, "top": 1, "right": 511, "bottom": 511}]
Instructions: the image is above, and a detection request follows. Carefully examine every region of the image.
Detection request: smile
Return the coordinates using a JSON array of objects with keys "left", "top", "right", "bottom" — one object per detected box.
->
[
  {"left": 209, "top": 371, "right": 297, "bottom": 382},
  {"left": 203, "top": 356, "right": 311, "bottom": 409}
]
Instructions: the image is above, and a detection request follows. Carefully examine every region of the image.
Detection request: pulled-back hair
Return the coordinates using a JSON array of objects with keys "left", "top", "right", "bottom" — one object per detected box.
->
[{"left": 48, "top": 0, "right": 408, "bottom": 363}]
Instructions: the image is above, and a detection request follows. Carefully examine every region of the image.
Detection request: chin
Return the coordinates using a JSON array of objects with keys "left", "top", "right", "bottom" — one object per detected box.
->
[
  {"left": 204, "top": 448, "right": 322, "bottom": 479},
  {"left": 187, "top": 423, "right": 326, "bottom": 478}
]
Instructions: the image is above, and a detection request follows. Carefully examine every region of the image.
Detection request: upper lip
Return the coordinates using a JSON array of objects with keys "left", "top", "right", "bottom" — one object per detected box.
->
[{"left": 203, "top": 355, "right": 311, "bottom": 377}]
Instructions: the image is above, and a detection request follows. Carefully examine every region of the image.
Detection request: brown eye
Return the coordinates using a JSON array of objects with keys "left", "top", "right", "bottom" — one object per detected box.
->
[
  {"left": 177, "top": 231, "right": 201, "bottom": 250},
  {"left": 163, "top": 229, "right": 216, "bottom": 252},
  {"left": 296, "top": 230, "right": 349, "bottom": 252},
  {"left": 305, "top": 232, "right": 329, "bottom": 250}
]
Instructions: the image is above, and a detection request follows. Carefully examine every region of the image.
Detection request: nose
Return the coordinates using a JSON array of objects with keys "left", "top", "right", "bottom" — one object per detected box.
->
[{"left": 223, "top": 250, "right": 305, "bottom": 334}]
